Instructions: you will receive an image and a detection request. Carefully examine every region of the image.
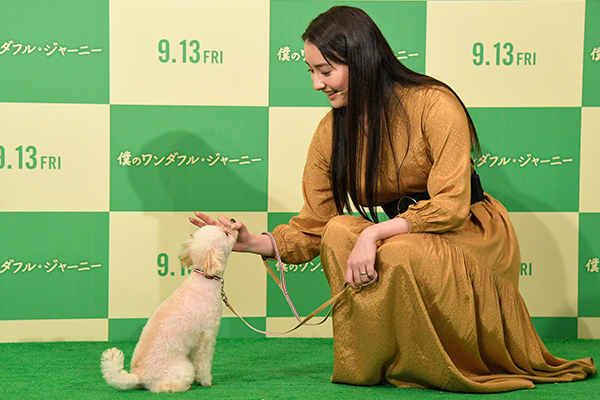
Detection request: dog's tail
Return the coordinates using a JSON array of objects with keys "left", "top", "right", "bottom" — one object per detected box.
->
[{"left": 101, "top": 348, "right": 140, "bottom": 390}]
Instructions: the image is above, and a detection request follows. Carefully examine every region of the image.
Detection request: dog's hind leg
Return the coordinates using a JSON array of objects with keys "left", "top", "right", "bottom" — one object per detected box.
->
[
  {"left": 191, "top": 328, "right": 218, "bottom": 386},
  {"left": 146, "top": 359, "right": 195, "bottom": 393}
]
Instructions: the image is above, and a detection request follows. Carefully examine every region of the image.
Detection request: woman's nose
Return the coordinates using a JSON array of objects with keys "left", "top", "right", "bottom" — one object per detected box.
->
[{"left": 312, "top": 76, "right": 326, "bottom": 91}]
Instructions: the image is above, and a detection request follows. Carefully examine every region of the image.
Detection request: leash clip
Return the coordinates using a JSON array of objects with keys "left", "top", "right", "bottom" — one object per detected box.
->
[{"left": 220, "top": 281, "right": 230, "bottom": 307}]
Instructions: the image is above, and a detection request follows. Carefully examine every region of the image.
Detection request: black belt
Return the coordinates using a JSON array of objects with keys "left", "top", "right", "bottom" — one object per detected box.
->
[{"left": 381, "top": 171, "right": 485, "bottom": 219}]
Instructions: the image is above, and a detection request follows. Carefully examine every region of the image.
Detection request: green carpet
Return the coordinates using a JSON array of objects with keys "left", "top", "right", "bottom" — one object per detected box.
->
[{"left": 0, "top": 338, "right": 597, "bottom": 399}]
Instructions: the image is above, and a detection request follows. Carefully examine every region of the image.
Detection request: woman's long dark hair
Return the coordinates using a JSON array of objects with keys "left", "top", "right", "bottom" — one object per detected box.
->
[{"left": 302, "top": 6, "right": 480, "bottom": 222}]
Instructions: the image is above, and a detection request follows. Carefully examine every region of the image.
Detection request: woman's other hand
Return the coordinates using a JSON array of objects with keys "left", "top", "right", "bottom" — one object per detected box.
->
[{"left": 345, "top": 217, "right": 411, "bottom": 289}]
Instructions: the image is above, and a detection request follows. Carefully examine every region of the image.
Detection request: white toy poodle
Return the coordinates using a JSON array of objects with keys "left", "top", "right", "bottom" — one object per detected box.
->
[{"left": 101, "top": 223, "right": 238, "bottom": 393}]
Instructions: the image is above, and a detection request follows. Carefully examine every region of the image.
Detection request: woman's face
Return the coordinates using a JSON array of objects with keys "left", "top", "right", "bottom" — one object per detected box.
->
[{"left": 304, "top": 41, "right": 349, "bottom": 108}]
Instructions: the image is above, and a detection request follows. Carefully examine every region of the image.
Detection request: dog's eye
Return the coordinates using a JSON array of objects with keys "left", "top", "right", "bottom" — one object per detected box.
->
[{"left": 224, "top": 232, "right": 229, "bottom": 236}]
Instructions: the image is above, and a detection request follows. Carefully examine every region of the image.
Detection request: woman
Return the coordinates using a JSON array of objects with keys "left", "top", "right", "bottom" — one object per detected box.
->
[{"left": 191, "top": 6, "right": 595, "bottom": 393}]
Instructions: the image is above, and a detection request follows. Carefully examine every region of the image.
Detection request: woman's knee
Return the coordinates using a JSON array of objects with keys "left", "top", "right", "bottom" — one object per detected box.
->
[{"left": 322, "top": 215, "right": 364, "bottom": 244}]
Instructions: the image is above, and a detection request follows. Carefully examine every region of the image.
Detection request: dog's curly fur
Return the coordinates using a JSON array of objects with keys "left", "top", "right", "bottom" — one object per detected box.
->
[{"left": 101, "top": 224, "right": 238, "bottom": 393}]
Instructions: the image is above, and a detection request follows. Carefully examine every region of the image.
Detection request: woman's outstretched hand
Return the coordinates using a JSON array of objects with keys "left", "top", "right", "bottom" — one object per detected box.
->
[
  {"left": 189, "top": 212, "right": 250, "bottom": 252},
  {"left": 189, "top": 212, "right": 275, "bottom": 257}
]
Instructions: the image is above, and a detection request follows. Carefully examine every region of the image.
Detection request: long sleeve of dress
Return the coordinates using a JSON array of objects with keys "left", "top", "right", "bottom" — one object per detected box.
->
[
  {"left": 270, "top": 112, "right": 337, "bottom": 264},
  {"left": 400, "top": 88, "right": 473, "bottom": 233}
]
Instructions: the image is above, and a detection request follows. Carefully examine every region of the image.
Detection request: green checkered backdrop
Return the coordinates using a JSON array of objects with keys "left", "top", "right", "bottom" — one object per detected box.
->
[{"left": 0, "top": 0, "right": 599, "bottom": 342}]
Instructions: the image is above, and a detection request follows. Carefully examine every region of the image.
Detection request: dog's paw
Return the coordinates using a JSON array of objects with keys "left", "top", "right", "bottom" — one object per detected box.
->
[
  {"left": 151, "top": 381, "right": 191, "bottom": 393},
  {"left": 196, "top": 375, "right": 213, "bottom": 387}
]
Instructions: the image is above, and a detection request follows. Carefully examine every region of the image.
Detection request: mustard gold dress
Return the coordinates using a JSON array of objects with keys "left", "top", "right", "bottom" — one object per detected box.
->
[{"left": 270, "top": 85, "right": 595, "bottom": 392}]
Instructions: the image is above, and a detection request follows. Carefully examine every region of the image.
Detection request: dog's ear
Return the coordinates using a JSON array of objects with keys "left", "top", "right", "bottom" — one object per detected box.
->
[
  {"left": 179, "top": 238, "right": 194, "bottom": 268},
  {"left": 203, "top": 244, "right": 226, "bottom": 276}
]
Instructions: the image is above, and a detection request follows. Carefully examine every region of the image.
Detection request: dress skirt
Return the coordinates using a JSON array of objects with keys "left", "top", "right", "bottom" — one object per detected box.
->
[{"left": 320, "top": 197, "right": 595, "bottom": 393}]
